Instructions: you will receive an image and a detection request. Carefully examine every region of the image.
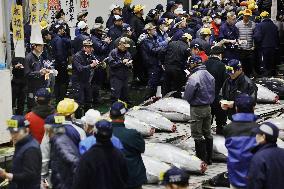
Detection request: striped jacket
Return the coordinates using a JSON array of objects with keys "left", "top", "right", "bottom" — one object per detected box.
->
[{"left": 236, "top": 20, "right": 256, "bottom": 50}]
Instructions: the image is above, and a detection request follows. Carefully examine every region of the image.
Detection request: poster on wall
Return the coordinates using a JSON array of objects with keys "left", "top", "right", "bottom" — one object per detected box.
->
[
  {"left": 30, "top": 0, "right": 39, "bottom": 24},
  {"left": 11, "top": 2, "right": 25, "bottom": 58},
  {"left": 39, "top": 0, "right": 49, "bottom": 22}
]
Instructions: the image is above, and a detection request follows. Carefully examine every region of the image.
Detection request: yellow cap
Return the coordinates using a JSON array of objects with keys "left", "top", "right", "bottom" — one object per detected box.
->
[
  {"left": 182, "top": 33, "right": 193, "bottom": 41},
  {"left": 40, "top": 20, "right": 49, "bottom": 30},
  {"left": 260, "top": 11, "right": 270, "bottom": 18},
  {"left": 248, "top": 2, "right": 256, "bottom": 10},
  {"left": 243, "top": 9, "right": 252, "bottom": 16},
  {"left": 200, "top": 28, "right": 211, "bottom": 35},
  {"left": 134, "top": 4, "right": 145, "bottom": 13},
  {"left": 124, "top": 0, "right": 132, "bottom": 5},
  {"left": 57, "top": 98, "right": 79, "bottom": 116},
  {"left": 238, "top": 11, "right": 244, "bottom": 16}
]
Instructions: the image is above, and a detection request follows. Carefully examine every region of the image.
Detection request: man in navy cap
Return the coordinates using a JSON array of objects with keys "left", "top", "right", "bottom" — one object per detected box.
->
[
  {"left": 108, "top": 15, "right": 124, "bottom": 49},
  {"left": 162, "top": 1, "right": 177, "bottom": 19},
  {"left": 162, "top": 167, "right": 190, "bottom": 189},
  {"left": 223, "top": 94, "right": 258, "bottom": 189},
  {"left": 183, "top": 55, "right": 215, "bottom": 165},
  {"left": 73, "top": 120, "right": 128, "bottom": 189},
  {"left": 247, "top": 122, "right": 284, "bottom": 189},
  {"left": 0, "top": 116, "right": 42, "bottom": 189},
  {"left": 220, "top": 59, "right": 257, "bottom": 120},
  {"left": 110, "top": 101, "right": 147, "bottom": 189},
  {"left": 25, "top": 88, "right": 55, "bottom": 144}
]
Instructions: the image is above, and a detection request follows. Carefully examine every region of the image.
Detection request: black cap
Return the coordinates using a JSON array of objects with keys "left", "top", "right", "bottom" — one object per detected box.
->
[
  {"left": 95, "top": 120, "right": 113, "bottom": 141},
  {"left": 110, "top": 102, "right": 127, "bottom": 117},
  {"left": 235, "top": 93, "right": 256, "bottom": 113},
  {"left": 156, "top": 4, "right": 164, "bottom": 13},
  {"left": 41, "top": 29, "right": 52, "bottom": 37},
  {"left": 55, "top": 9, "right": 65, "bottom": 19},
  {"left": 210, "top": 46, "right": 224, "bottom": 55},
  {"left": 162, "top": 167, "right": 189, "bottom": 185}
]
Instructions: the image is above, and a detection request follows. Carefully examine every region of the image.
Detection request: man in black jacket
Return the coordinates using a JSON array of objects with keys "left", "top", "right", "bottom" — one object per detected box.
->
[
  {"left": 205, "top": 46, "right": 228, "bottom": 135},
  {"left": 220, "top": 59, "right": 257, "bottom": 120},
  {"left": 108, "top": 15, "right": 124, "bottom": 50},
  {"left": 0, "top": 115, "right": 42, "bottom": 189},
  {"left": 130, "top": 5, "right": 146, "bottom": 40},
  {"left": 163, "top": 33, "right": 191, "bottom": 97},
  {"left": 110, "top": 102, "right": 147, "bottom": 189},
  {"left": 73, "top": 119, "right": 128, "bottom": 189},
  {"left": 11, "top": 57, "right": 26, "bottom": 115}
]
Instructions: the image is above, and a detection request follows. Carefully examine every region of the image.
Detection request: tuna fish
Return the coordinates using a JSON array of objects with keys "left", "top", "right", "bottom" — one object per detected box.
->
[
  {"left": 255, "top": 77, "right": 284, "bottom": 99},
  {"left": 142, "top": 155, "right": 171, "bottom": 184},
  {"left": 144, "top": 143, "right": 205, "bottom": 173},
  {"left": 257, "top": 84, "right": 279, "bottom": 103},
  {"left": 126, "top": 109, "right": 176, "bottom": 132},
  {"left": 145, "top": 97, "right": 191, "bottom": 122},
  {"left": 125, "top": 116, "right": 155, "bottom": 137}
]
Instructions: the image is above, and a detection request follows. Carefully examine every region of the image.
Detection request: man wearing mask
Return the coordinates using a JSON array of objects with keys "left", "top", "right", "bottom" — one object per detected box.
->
[
  {"left": 108, "top": 15, "right": 124, "bottom": 49},
  {"left": 50, "top": 9, "right": 70, "bottom": 38},
  {"left": 220, "top": 59, "right": 257, "bottom": 120},
  {"left": 183, "top": 55, "right": 215, "bottom": 165},
  {"left": 50, "top": 24, "right": 70, "bottom": 103},
  {"left": 109, "top": 37, "right": 132, "bottom": 103},
  {"left": 75, "top": 10, "right": 88, "bottom": 36},
  {"left": 110, "top": 102, "right": 147, "bottom": 189},
  {"left": 130, "top": 4, "right": 146, "bottom": 39},
  {"left": 0, "top": 116, "right": 42, "bottom": 189},
  {"left": 219, "top": 12, "right": 239, "bottom": 60},
  {"left": 73, "top": 21, "right": 90, "bottom": 54},
  {"left": 236, "top": 9, "right": 256, "bottom": 77},
  {"left": 72, "top": 39, "right": 99, "bottom": 114},
  {"left": 140, "top": 23, "right": 165, "bottom": 99},
  {"left": 163, "top": 33, "right": 192, "bottom": 97},
  {"left": 248, "top": 122, "right": 284, "bottom": 189},
  {"left": 106, "top": 4, "right": 122, "bottom": 29},
  {"left": 205, "top": 46, "right": 227, "bottom": 135},
  {"left": 24, "top": 38, "right": 48, "bottom": 111}
]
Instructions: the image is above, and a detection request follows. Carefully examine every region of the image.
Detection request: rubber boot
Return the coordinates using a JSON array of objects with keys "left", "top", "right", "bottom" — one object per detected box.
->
[
  {"left": 194, "top": 139, "right": 207, "bottom": 162},
  {"left": 205, "top": 137, "right": 213, "bottom": 165}
]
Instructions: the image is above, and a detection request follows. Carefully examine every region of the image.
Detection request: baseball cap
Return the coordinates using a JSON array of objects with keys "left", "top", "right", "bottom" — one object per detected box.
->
[
  {"left": 260, "top": 11, "right": 270, "bottom": 18},
  {"left": 83, "top": 38, "right": 93, "bottom": 46},
  {"left": 7, "top": 115, "right": 30, "bottom": 132},
  {"left": 253, "top": 122, "right": 279, "bottom": 141},
  {"left": 190, "top": 42, "right": 203, "bottom": 50},
  {"left": 119, "top": 37, "right": 131, "bottom": 48},
  {"left": 243, "top": 9, "right": 252, "bottom": 16},
  {"left": 109, "top": 4, "right": 121, "bottom": 12},
  {"left": 162, "top": 167, "right": 190, "bottom": 185},
  {"left": 210, "top": 46, "right": 224, "bottom": 55},
  {"left": 110, "top": 101, "right": 128, "bottom": 117},
  {"left": 167, "top": 1, "right": 176, "bottom": 9},
  {"left": 77, "top": 10, "right": 88, "bottom": 21},
  {"left": 95, "top": 120, "right": 113, "bottom": 140},
  {"left": 122, "top": 23, "right": 132, "bottom": 32},
  {"left": 82, "top": 109, "right": 101, "bottom": 126},
  {"left": 200, "top": 28, "right": 211, "bottom": 35},
  {"left": 226, "top": 59, "right": 242, "bottom": 74},
  {"left": 157, "top": 18, "right": 167, "bottom": 25},
  {"left": 133, "top": 4, "right": 145, "bottom": 13},
  {"left": 144, "top": 23, "right": 156, "bottom": 30},
  {"left": 45, "top": 114, "right": 65, "bottom": 128},
  {"left": 188, "top": 55, "right": 202, "bottom": 65},
  {"left": 41, "top": 29, "right": 52, "bottom": 37},
  {"left": 113, "top": 15, "right": 123, "bottom": 21},
  {"left": 148, "top": 9, "right": 158, "bottom": 18},
  {"left": 77, "top": 21, "right": 88, "bottom": 30},
  {"left": 55, "top": 9, "right": 65, "bottom": 19},
  {"left": 54, "top": 24, "right": 65, "bottom": 33},
  {"left": 35, "top": 88, "right": 52, "bottom": 100},
  {"left": 235, "top": 93, "right": 256, "bottom": 113},
  {"left": 156, "top": 4, "right": 164, "bottom": 13}
]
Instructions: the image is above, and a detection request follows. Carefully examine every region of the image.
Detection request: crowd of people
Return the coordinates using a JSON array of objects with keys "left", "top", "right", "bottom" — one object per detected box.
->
[{"left": 2, "top": 0, "right": 284, "bottom": 188}]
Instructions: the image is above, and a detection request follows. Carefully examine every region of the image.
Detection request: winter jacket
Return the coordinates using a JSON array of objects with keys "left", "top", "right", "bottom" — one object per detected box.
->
[
  {"left": 170, "top": 28, "right": 185, "bottom": 41},
  {"left": 23, "top": 52, "right": 46, "bottom": 92},
  {"left": 72, "top": 50, "right": 93, "bottom": 83},
  {"left": 72, "top": 32, "right": 90, "bottom": 54},
  {"left": 50, "top": 34, "right": 68, "bottom": 66},
  {"left": 130, "top": 15, "right": 145, "bottom": 40},
  {"left": 108, "top": 48, "right": 132, "bottom": 81},
  {"left": 106, "top": 15, "right": 115, "bottom": 29},
  {"left": 219, "top": 22, "right": 239, "bottom": 49},
  {"left": 191, "top": 38, "right": 211, "bottom": 55},
  {"left": 79, "top": 135, "right": 124, "bottom": 154},
  {"left": 183, "top": 65, "right": 215, "bottom": 106},
  {"left": 26, "top": 105, "right": 55, "bottom": 143},
  {"left": 161, "top": 11, "right": 176, "bottom": 19},
  {"left": 91, "top": 34, "right": 110, "bottom": 61},
  {"left": 205, "top": 57, "right": 228, "bottom": 99},
  {"left": 114, "top": 34, "right": 137, "bottom": 58},
  {"left": 63, "top": 121, "right": 86, "bottom": 147},
  {"left": 164, "top": 40, "right": 189, "bottom": 70},
  {"left": 247, "top": 143, "right": 284, "bottom": 189},
  {"left": 140, "top": 35, "right": 164, "bottom": 68},
  {"left": 50, "top": 134, "right": 80, "bottom": 189},
  {"left": 112, "top": 122, "right": 147, "bottom": 188},
  {"left": 108, "top": 25, "right": 123, "bottom": 49},
  {"left": 253, "top": 19, "right": 279, "bottom": 48},
  {"left": 72, "top": 141, "right": 128, "bottom": 189},
  {"left": 12, "top": 58, "right": 26, "bottom": 85},
  {"left": 223, "top": 113, "right": 258, "bottom": 188},
  {"left": 9, "top": 135, "right": 42, "bottom": 189}
]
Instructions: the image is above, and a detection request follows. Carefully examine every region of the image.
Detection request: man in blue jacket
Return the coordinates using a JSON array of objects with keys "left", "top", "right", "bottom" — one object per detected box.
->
[
  {"left": 110, "top": 102, "right": 147, "bottom": 189},
  {"left": 183, "top": 55, "right": 215, "bottom": 165},
  {"left": 247, "top": 122, "right": 284, "bottom": 189},
  {"left": 223, "top": 94, "right": 258, "bottom": 189},
  {"left": 253, "top": 11, "right": 279, "bottom": 76}
]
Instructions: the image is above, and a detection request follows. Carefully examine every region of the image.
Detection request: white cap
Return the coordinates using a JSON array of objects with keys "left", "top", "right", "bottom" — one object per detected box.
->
[
  {"left": 77, "top": 21, "right": 88, "bottom": 30},
  {"left": 30, "top": 24, "right": 45, "bottom": 45},
  {"left": 84, "top": 109, "right": 101, "bottom": 126},
  {"left": 174, "top": 7, "right": 186, "bottom": 15},
  {"left": 109, "top": 4, "right": 121, "bottom": 12},
  {"left": 114, "top": 15, "right": 123, "bottom": 21}
]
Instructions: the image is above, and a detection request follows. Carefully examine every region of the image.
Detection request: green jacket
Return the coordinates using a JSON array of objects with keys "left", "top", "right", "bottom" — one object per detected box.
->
[{"left": 112, "top": 121, "right": 147, "bottom": 188}]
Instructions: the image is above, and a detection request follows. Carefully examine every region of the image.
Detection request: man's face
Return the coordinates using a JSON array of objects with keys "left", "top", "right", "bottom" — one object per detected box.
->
[
  {"left": 59, "top": 28, "right": 65, "bottom": 35},
  {"left": 34, "top": 44, "right": 44, "bottom": 54},
  {"left": 229, "top": 69, "right": 242, "bottom": 79},
  {"left": 256, "top": 133, "right": 266, "bottom": 144},
  {"left": 191, "top": 48, "right": 199, "bottom": 56},
  {"left": 181, "top": 20, "right": 187, "bottom": 28},
  {"left": 113, "top": 8, "right": 122, "bottom": 15},
  {"left": 44, "top": 34, "right": 52, "bottom": 42},
  {"left": 83, "top": 45, "right": 94, "bottom": 54},
  {"left": 118, "top": 44, "right": 127, "bottom": 52},
  {"left": 61, "top": 14, "right": 66, "bottom": 21},
  {"left": 243, "top": 15, "right": 250, "bottom": 22},
  {"left": 10, "top": 129, "right": 28, "bottom": 144},
  {"left": 82, "top": 16, "right": 87, "bottom": 22},
  {"left": 227, "top": 16, "right": 236, "bottom": 25},
  {"left": 115, "top": 20, "right": 123, "bottom": 27}
]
